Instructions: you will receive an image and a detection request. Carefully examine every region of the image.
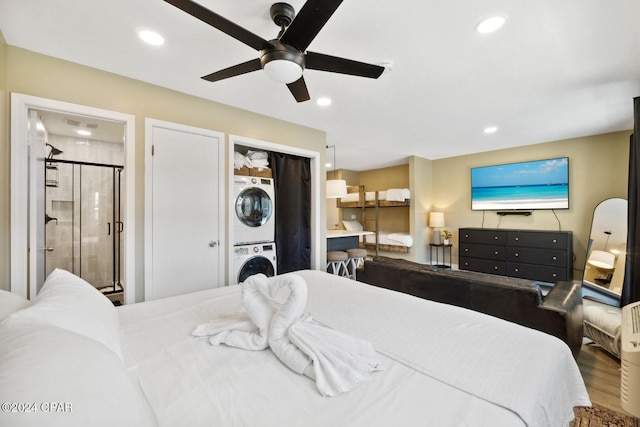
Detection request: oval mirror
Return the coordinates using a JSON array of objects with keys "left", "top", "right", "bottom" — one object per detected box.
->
[{"left": 582, "top": 197, "right": 627, "bottom": 304}]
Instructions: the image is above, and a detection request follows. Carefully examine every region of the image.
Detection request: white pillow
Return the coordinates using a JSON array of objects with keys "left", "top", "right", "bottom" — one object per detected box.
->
[
  {"left": 0, "top": 289, "right": 30, "bottom": 321},
  {"left": 342, "top": 220, "right": 363, "bottom": 231},
  {"left": 1, "top": 269, "right": 123, "bottom": 359},
  {"left": 0, "top": 324, "right": 157, "bottom": 427}
]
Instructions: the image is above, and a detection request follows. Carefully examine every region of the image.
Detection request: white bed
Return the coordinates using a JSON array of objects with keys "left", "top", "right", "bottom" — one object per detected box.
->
[
  {"left": 0, "top": 269, "right": 590, "bottom": 427},
  {"left": 364, "top": 231, "right": 414, "bottom": 248},
  {"left": 340, "top": 188, "right": 411, "bottom": 204}
]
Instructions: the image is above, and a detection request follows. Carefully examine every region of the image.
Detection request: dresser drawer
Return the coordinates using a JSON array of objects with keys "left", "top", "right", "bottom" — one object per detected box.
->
[
  {"left": 506, "top": 263, "right": 568, "bottom": 283},
  {"left": 460, "top": 243, "right": 505, "bottom": 260},
  {"left": 507, "top": 231, "right": 569, "bottom": 250},
  {"left": 506, "top": 247, "right": 568, "bottom": 267},
  {"left": 459, "top": 229, "right": 506, "bottom": 245},
  {"left": 459, "top": 256, "right": 506, "bottom": 275}
]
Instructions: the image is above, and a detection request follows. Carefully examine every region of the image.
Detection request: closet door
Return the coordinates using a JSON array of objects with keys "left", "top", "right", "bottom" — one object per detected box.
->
[{"left": 145, "top": 120, "right": 225, "bottom": 300}]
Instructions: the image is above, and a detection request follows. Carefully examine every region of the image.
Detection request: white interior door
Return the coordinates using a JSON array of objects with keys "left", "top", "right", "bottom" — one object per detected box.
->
[
  {"left": 29, "top": 110, "right": 46, "bottom": 296},
  {"left": 146, "top": 120, "right": 225, "bottom": 300}
]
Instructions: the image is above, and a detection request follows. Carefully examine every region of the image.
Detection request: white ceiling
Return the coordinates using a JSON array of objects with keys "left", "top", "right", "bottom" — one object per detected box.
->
[{"left": 1, "top": 0, "right": 639, "bottom": 171}]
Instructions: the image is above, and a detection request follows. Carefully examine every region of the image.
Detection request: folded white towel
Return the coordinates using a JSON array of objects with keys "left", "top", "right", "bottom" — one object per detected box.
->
[
  {"left": 289, "top": 321, "right": 382, "bottom": 397},
  {"left": 234, "top": 151, "right": 251, "bottom": 169},
  {"left": 191, "top": 276, "right": 276, "bottom": 350},
  {"left": 266, "top": 274, "right": 312, "bottom": 375},
  {"left": 246, "top": 150, "right": 269, "bottom": 160},
  {"left": 251, "top": 158, "right": 269, "bottom": 168}
]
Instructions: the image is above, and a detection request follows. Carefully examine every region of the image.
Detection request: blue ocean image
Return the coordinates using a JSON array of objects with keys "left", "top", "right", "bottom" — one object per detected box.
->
[{"left": 471, "top": 158, "right": 569, "bottom": 209}]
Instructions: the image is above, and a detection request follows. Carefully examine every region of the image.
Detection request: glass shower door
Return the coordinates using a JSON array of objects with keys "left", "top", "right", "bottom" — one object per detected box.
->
[{"left": 45, "top": 161, "right": 122, "bottom": 291}]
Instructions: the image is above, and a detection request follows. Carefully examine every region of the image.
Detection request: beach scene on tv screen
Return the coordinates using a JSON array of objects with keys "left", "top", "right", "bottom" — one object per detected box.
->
[{"left": 471, "top": 158, "right": 569, "bottom": 210}]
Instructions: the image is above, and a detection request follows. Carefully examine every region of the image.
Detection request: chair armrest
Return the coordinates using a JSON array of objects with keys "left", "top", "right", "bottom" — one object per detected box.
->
[{"left": 540, "top": 281, "right": 584, "bottom": 358}]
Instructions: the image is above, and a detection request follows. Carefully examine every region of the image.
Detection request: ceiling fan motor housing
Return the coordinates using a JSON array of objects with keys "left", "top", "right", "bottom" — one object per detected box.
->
[{"left": 270, "top": 3, "right": 295, "bottom": 28}]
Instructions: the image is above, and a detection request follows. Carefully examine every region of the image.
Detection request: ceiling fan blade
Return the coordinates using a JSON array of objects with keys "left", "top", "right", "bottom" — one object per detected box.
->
[
  {"left": 164, "top": 0, "right": 272, "bottom": 51},
  {"left": 286, "top": 77, "right": 311, "bottom": 102},
  {"left": 201, "top": 58, "right": 262, "bottom": 82},
  {"left": 305, "top": 51, "right": 385, "bottom": 79},
  {"left": 280, "top": 0, "right": 343, "bottom": 52}
]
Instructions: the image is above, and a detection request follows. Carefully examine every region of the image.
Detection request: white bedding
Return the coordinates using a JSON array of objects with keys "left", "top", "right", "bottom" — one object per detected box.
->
[
  {"left": 341, "top": 188, "right": 411, "bottom": 203},
  {"left": 365, "top": 231, "right": 414, "bottom": 247},
  {"left": 118, "top": 270, "right": 589, "bottom": 427}
]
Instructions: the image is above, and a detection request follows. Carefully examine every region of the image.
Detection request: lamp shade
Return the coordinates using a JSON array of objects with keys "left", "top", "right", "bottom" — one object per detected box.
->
[
  {"left": 263, "top": 59, "right": 303, "bottom": 84},
  {"left": 587, "top": 250, "right": 615, "bottom": 270},
  {"left": 326, "top": 179, "right": 347, "bottom": 198},
  {"left": 429, "top": 212, "right": 445, "bottom": 228}
]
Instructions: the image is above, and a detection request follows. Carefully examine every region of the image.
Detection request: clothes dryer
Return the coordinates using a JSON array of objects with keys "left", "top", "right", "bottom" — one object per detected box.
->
[
  {"left": 233, "top": 176, "right": 275, "bottom": 244},
  {"left": 233, "top": 242, "right": 277, "bottom": 285}
]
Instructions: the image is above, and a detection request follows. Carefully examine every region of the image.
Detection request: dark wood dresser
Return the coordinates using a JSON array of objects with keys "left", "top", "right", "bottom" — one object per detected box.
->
[{"left": 458, "top": 228, "right": 573, "bottom": 283}]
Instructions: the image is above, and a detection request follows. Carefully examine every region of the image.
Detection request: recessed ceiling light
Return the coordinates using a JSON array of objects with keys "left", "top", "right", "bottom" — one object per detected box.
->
[
  {"left": 317, "top": 97, "right": 332, "bottom": 107},
  {"left": 76, "top": 129, "right": 92, "bottom": 136},
  {"left": 475, "top": 16, "right": 506, "bottom": 34},
  {"left": 484, "top": 126, "right": 498, "bottom": 134},
  {"left": 138, "top": 29, "right": 165, "bottom": 46}
]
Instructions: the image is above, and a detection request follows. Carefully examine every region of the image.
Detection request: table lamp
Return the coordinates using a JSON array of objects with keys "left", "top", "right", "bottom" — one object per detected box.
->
[{"left": 429, "top": 212, "right": 445, "bottom": 245}]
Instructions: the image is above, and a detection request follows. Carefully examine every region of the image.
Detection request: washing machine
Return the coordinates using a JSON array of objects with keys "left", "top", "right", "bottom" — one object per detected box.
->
[
  {"left": 233, "top": 176, "right": 275, "bottom": 245},
  {"left": 233, "top": 243, "right": 277, "bottom": 285}
]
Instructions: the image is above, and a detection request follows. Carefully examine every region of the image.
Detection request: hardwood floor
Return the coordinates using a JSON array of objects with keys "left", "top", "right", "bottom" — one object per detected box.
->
[{"left": 576, "top": 341, "right": 628, "bottom": 414}]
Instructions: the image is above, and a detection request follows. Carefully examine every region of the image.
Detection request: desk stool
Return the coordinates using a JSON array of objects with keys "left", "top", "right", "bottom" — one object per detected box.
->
[
  {"left": 327, "top": 251, "right": 349, "bottom": 276},
  {"left": 346, "top": 248, "right": 367, "bottom": 280}
]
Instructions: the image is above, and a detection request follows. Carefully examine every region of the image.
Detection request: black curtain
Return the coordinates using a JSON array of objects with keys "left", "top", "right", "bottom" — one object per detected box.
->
[
  {"left": 622, "top": 96, "right": 640, "bottom": 306},
  {"left": 269, "top": 152, "right": 311, "bottom": 274}
]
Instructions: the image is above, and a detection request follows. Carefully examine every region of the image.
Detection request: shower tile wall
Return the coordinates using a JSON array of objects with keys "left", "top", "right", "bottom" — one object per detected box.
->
[{"left": 45, "top": 135, "right": 124, "bottom": 289}]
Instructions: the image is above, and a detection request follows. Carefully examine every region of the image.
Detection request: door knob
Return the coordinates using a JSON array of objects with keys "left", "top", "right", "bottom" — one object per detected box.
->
[
  {"left": 209, "top": 241, "right": 218, "bottom": 247},
  {"left": 41, "top": 246, "right": 54, "bottom": 252}
]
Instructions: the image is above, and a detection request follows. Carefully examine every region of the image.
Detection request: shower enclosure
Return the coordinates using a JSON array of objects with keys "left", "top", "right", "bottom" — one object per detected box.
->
[{"left": 45, "top": 159, "right": 124, "bottom": 293}]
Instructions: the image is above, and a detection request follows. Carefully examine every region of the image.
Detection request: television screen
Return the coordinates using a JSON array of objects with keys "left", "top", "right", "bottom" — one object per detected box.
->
[{"left": 471, "top": 157, "right": 569, "bottom": 211}]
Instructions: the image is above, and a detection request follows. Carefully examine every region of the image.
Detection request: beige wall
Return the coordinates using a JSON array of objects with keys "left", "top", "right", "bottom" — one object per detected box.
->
[
  {"left": 2, "top": 45, "right": 327, "bottom": 295},
  {"left": 333, "top": 131, "right": 629, "bottom": 278},
  {"left": 432, "top": 131, "right": 629, "bottom": 279}
]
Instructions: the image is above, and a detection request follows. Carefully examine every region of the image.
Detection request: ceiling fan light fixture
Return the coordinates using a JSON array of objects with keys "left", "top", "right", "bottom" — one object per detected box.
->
[
  {"left": 261, "top": 40, "right": 305, "bottom": 84},
  {"left": 263, "top": 59, "right": 303, "bottom": 84}
]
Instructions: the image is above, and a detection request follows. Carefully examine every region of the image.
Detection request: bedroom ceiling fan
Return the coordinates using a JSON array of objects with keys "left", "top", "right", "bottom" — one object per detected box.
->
[{"left": 164, "top": 0, "right": 385, "bottom": 102}]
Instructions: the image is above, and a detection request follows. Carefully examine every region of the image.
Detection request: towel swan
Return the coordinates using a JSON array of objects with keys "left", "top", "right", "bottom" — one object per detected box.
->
[{"left": 192, "top": 274, "right": 275, "bottom": 350}]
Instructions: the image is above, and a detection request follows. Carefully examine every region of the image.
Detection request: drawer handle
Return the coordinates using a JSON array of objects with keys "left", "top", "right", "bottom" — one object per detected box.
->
[
  {"left": 552, "top": 239, "right": 557, "bottom": 243},
  {"left": 515, "top": 268, "right": 519, "bottom": 272},
  {"left": 494, "top": 251, "right": 498, "bottom": 255},
  {"left": 515, "top": 253, "right": 519, "bottom": 257},
  {"left": 515, "top": 237, "right": 519, "bottom": 241},
  {"left": 465, "top": 234, "right": 469, "bottom": 238},
  {"left": 494, "top": 266, "right": 498, "bottom": 270},
  {"left": 464, "top": 262, "right": 469, "bottom": 266},
  {"left": 552, "top": 273, "right": 557, "bottom": 277},
  {"left": 494, "top": 236, "right": 498, "bottom": 240},
  {"left": 465, "top": 248, "right": 469, "bottom": 252},
  {"left": 552, "top": 256, "right": 557, "bottom": 260}
]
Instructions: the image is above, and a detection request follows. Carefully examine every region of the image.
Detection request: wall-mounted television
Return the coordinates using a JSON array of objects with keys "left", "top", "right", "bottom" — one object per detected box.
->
[{"left": 471, "top": 157, "right": 569, "bottom": 211}]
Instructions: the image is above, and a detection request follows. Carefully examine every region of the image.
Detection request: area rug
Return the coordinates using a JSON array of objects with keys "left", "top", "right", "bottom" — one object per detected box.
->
[{"left": 570, "top": 403, "right": 638, "bottom": 427}]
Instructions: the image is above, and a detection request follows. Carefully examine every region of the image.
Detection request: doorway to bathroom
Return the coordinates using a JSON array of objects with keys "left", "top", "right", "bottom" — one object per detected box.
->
[
  {"left": 41, "top": 111, "right": 125, "bottom": 303},
  {"left": 10, "top": 94, "right": 135, "bottom": 303}
]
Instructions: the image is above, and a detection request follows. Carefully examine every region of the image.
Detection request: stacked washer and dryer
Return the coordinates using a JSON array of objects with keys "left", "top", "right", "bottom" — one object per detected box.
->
[{"left": 232, "top": 174, "right": 277, "bottom": 285}]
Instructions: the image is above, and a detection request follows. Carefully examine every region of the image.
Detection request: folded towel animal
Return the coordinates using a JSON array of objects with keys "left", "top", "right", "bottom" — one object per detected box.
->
[
  {"left": 192, "top": 273, "right": 382, "bottom": 396},
  {"left": 192, "top": 275, "right": 275, "bottom": 350}
]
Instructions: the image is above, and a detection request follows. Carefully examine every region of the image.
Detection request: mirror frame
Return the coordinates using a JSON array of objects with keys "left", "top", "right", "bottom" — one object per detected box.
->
[{"left": 582, "top": 197, "right": 627, "bottom": 305}]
